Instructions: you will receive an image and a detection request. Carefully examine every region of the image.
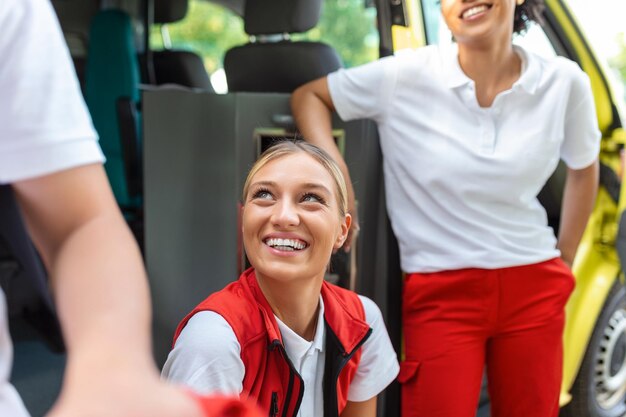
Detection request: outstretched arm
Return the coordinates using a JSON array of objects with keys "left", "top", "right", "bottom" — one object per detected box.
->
[
  {"left": 291, "top": 78, "right": 359, "bottom": 250},
  {"left": 557, "top": 159, "right": 599, "bottom": 267},
  {"left": 13, "top": 163, "right": 203, "bottom": 417}
]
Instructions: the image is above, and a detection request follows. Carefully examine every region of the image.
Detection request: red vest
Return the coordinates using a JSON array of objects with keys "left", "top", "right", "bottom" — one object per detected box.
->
[{"left": 173, "top": 268, "right": 372, "bottom": 417}]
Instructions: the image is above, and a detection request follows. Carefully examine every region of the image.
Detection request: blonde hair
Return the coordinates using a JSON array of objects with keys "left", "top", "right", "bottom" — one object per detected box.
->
[{"left": 242, "top": 140, "right": 348, "bottom": 217}]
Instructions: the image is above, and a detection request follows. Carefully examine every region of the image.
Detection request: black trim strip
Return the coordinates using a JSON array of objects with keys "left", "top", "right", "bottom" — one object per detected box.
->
[
  {"left": 275, "top": 343, "right": 304, "bottom": 417},
  {"left": 599, "top": 162, "right": 621, "bottom": 204},
  {"left": 269, "top": 392, "right": 278, "bottom": 417}
]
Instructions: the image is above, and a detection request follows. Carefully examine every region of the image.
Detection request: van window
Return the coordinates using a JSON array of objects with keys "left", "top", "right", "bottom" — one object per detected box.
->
[
  {"left": 567, "top": 0, "right": 626, "bottom": 101},
  {"left": 149, "top": 1, "right": 246, "bottom": 93},
  {"left": 513, "top": 23, "right": 557, "bottom": 59},
  {"left": 150, "top": 0, "right": 378, "bottom": 93},
  {"left": 420, "top": 0, "right": 442, "bottom": 45},
  {"left": 299, "top": 0, "right": 379, "bottom": 68}
]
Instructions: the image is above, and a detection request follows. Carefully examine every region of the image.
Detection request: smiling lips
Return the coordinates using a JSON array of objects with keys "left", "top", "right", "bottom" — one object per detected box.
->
[
  {"left": 264, "top": 237, "right": 309, "bottom": 252},
  {"left": 461, "top": 4, "right": 491, "bottom": 19}
]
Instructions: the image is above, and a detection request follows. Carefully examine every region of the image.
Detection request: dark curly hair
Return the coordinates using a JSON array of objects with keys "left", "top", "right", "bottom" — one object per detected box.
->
[{"left": 513, "top": 0, "right": 545, "bottom": 34}]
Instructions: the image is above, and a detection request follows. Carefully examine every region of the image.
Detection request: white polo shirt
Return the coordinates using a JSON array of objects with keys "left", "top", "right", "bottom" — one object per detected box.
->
[
  {"left": 328, "top": 43, "right": 600, "bottom": 273},
  {"left": 162, "top": 296, "right": 400, "bottom": 417}
]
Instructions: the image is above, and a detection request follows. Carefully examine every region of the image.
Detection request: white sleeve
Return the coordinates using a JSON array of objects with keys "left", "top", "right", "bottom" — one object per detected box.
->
[
  {"left": 347, "top": 296, "right": 400, "bottom": 402},
  {"left": 327, "top": 56, "right": 398, "bottom": 123},
  {"left": 560, "top": 66, "right": 601, "bottom": 169},
  {"left": 0, "top": 0, "right": 103, "bottom": 184},
  {"left": 161, "top": 311, "right": 245, "bottom": 396}
]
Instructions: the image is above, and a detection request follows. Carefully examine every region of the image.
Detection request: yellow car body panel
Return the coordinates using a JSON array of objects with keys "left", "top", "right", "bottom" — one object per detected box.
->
[
  {"left": 392, "top": 0, "right": 426, "bottom": 51},
  {"left": 561, "top": 187, "right": 621, "bottom": 404}
]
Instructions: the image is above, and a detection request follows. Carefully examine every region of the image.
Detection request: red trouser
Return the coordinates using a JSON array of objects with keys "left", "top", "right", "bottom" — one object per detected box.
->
[{"left": 399, "top": 258, "right": 575, "bottom": 417}]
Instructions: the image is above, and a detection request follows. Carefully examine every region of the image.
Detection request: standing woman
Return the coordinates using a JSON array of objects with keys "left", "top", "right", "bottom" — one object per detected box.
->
[
  {"left": 291, "top": 0, "right": 600, "bottom": 416},
  {"left": 163, "top": 141, "right": 399, "bottom": 417}
]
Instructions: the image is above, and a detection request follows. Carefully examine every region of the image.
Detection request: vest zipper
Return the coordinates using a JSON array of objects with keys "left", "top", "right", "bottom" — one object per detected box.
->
[
  {"left": 338, "top": 328, "right": 372, "bottom": 373},
  {"left": 269, "top": 392, "right": 278, "bottom": 417},
  {"left": 272, "top": 341, "right": 304, "bottom": 417}
]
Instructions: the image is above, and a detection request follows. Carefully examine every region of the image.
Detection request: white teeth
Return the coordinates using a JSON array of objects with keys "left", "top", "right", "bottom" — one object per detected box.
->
[
  {"left": 462, "top": 5, "right": 488, "bottom": 19},
  {"left": 265, "top": 238, "right": 307, "bottom": 250}
]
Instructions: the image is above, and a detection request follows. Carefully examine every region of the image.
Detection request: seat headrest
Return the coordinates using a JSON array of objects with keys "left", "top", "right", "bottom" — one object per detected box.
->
[
  {"left": 155, "top": 0, "right": 188, "bottom": 24},
  {"left": 224, "top": 41, "right": 342, "bottom": 93},
  {"left": 244, "top": 0, "right": 323, "bottom": 35}
]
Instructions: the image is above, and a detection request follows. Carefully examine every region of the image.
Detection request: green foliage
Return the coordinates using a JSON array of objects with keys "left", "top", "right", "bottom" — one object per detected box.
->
[
  {"left": 300, "top": 0, "right": 379, "bottom": 68},
  {"left": 150, "top": 0, "right": 378, "bottom": 75}
]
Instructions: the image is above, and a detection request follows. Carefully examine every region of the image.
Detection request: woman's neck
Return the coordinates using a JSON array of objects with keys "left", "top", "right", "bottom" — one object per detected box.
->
[
  {"left": 457, "top": 40, "right": 522, "bottom": 107},
  {"left": 256, "top": 273, "right": 324, "bottom": 341}
]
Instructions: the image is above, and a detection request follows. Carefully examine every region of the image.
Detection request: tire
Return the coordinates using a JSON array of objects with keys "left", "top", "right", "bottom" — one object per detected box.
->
[{"left": 561, "top": 280, "right": 626, "bottom": 417}]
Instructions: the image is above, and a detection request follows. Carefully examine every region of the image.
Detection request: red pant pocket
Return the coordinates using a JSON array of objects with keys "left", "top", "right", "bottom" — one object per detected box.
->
[
  {"left": 399, "top": 361, "right": 422, "bottom": 417},
  {"left": 398, "top": 360, "right": 421, "bottom": 384}
]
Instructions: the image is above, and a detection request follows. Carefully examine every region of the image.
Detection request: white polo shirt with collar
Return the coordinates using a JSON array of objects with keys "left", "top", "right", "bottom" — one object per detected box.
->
[{"left": 328, "top": 43, "right": 601, "bottom": 273}]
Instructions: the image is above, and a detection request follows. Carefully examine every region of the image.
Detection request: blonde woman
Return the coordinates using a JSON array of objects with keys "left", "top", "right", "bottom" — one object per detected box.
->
[{"left": 163, "top": 141, "right": 399, "bottom": 417}]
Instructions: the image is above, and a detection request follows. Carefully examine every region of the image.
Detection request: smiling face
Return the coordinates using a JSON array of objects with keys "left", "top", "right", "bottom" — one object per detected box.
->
[
  {"left": 441, "top": 0, "right": 518, "bottom": 46},
  {"left": 242, "top": 151, "right": 350, "bottom": 286}
]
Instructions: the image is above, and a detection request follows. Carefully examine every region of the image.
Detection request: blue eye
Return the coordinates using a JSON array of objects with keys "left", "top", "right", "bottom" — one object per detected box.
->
[
  {"left": 302, "top": 193, "right": 325, "bottom": 204},
  {"left": 251, "top": 188, "right": 273, "bottom": 200}
]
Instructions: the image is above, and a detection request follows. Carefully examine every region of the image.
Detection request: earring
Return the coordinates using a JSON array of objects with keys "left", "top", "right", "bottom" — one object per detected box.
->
[{"left": 516, "top": 0, "right": 525, "bottom": 5}]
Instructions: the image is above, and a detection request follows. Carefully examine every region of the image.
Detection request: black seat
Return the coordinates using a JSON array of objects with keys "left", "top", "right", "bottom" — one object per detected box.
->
[
  {"left": 152, "top": 0, "right": 213, "bottom": 90},
  {"left": 0, "top": 185, "right": 64, "bottom": 353},
  {"left": 224, "top": 0, "right": 342, "bottom": 93},
  {"left": 537, "top": 162, "right": 567, "bottom": 235},
  {"left": 152, "top": 49, "right": 212, "bottom": 89}
]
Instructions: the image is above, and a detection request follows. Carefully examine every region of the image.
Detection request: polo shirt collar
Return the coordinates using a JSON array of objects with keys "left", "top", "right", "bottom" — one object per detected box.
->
[
  {"left": 311, "top": 296, "right": 326, "bottom": 352},
  {"left": 512, "top": 45, "right": 541, "bottom": 94},
  {"left": 442, "top": 43, "right": 471, "bottom": 89},
  {"left": 274, "top": 296, "right": 326, "bottom": 357},
  {"left": 442, "top": 43, "right": 541, "bottom": 94}
]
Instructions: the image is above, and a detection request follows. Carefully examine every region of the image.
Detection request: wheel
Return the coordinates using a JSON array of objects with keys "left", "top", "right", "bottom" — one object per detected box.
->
[{"left": 561, "top": 280, "right": 626, "bottom": 417}]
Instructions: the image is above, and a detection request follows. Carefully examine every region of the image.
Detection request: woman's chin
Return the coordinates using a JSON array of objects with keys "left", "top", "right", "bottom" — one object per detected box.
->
[{"left": 254, "top": 263, "right": 324, "bottom": 286}]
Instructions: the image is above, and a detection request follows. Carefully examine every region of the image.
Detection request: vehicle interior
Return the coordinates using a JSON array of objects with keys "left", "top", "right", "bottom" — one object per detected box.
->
[{"left": 2, "top": 0, "right": 624, "bottom": 416}]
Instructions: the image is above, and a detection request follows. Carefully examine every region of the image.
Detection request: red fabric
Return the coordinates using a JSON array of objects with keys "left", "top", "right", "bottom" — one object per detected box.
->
[
  {"left": 174, "top": 268, "right": 370, "bottom": 417},
  {"left": 188, "top": 393, "right": 263, "bottom": 417},
  {"left": 400, "top": 258, "right": 575, "bottom": 417}
]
